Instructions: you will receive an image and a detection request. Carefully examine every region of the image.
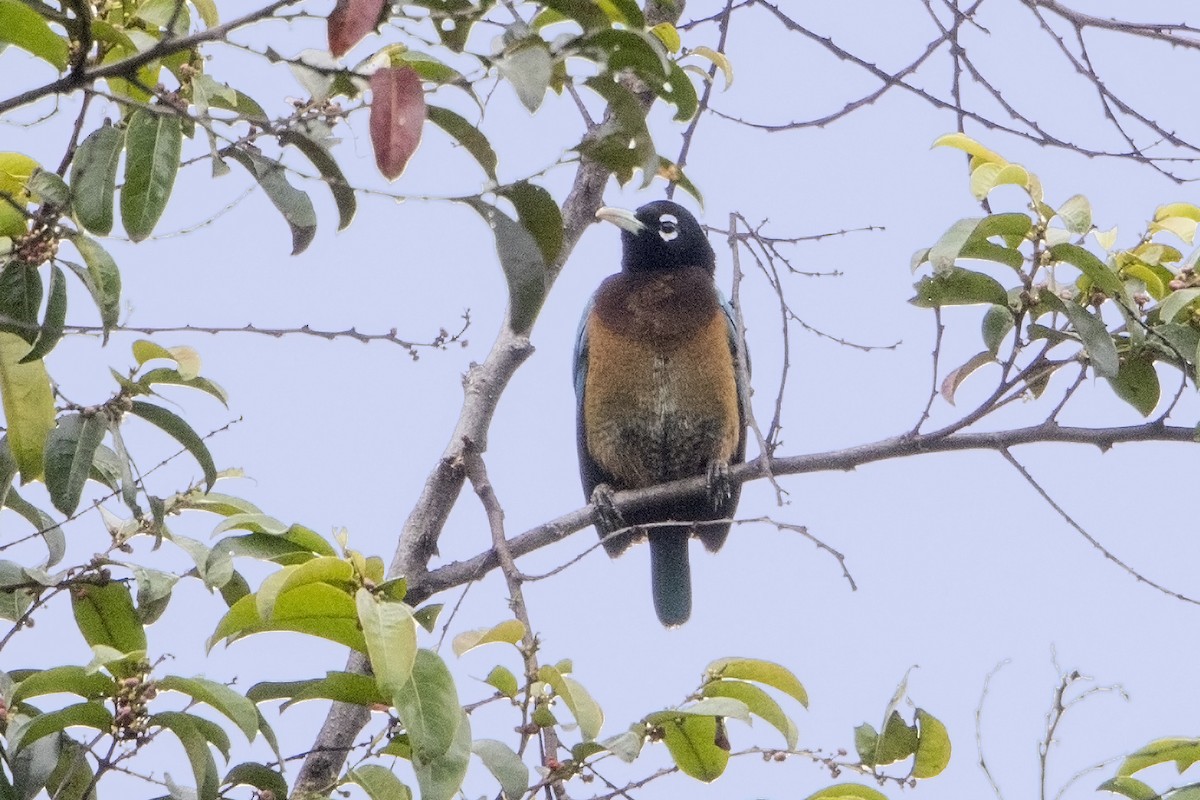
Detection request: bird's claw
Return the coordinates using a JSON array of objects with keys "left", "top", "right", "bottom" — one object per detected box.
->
[
  {"left": 591, "top": 483, "right": 625, "bottom": 532},
  {"left": 706, "top": 460, "right": 732, "bottom": 510}
]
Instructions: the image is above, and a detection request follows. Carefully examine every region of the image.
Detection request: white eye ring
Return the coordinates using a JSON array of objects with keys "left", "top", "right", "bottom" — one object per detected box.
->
[{"left": 658, "top": 214, "right": 679, "bottom": 241}]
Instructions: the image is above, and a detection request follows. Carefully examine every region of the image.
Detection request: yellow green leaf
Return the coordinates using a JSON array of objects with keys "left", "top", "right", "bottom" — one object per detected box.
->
[
  {"left": 0, "top": 331, "right": 55, "bottom": 482},
  {"left": 0, "top": 0, "right": 69, "bottom": 70},
  {"left": 1154, "top": 202, "right": 1200, "bottom": 222},
  {"left": 451, "top": 619, "right": 526, "bottom": 656},
  {"left": 687, "top": 46, "right": 732, "bottom": 89},
  {"left": 649, "top": 22, "right": 680, "bottom": 53},
  {"left": 912, "top": 708, "right": 951, "bottom": 778},
  {"left": 931, "top": 132, "right": 1004, "bottom": 164}
]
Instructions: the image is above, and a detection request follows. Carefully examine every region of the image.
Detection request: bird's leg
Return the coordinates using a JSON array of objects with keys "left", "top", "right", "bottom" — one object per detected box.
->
[
  {"left": 706, "top": 459, "right": 732, "bottom": 510},
  {"left": 590, "top": 483, "right": 625, "bottom": 533}
]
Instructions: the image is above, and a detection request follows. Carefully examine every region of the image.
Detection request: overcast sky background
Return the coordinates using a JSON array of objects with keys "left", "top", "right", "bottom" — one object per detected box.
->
[{"left": 6, "top": 2, "right": 1200, "bottom": 799}]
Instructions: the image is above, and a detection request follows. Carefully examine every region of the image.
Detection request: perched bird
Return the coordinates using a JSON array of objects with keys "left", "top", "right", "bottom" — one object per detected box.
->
[{"left": 574, "top": 200, "right": 747, "bottom": 626}]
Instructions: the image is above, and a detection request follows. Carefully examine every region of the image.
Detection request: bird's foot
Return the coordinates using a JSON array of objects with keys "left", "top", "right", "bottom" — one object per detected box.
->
[
  {"left": 706, "top": 460, "right": 732, "bottom": 510},
  {"left": 590, "top": 483, "right": 625, "bottom": 532}
]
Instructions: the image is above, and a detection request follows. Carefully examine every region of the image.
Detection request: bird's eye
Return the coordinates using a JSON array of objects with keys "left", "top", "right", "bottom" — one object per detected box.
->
[{"left": 658, "top": 214, "right": 679, "bottom": 242}]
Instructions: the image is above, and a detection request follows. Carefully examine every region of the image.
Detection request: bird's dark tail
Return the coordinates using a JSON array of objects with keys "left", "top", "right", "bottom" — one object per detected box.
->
[{"left": 649, "top": 528, "right": 691, "bottom": 626}]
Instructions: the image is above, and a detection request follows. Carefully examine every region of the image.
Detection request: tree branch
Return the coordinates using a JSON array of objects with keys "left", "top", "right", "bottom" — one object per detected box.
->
[{"left": 413, "top": 421, "right": 1196, "bottom": 602}]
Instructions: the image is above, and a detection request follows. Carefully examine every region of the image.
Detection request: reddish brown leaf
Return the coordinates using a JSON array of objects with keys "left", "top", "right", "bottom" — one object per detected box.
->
[
  {"left": 328, "top": 0, "right": 386, "bottom": 58},
  {"left": 369, "top": 67, "right": 425, "bottom": 182}
]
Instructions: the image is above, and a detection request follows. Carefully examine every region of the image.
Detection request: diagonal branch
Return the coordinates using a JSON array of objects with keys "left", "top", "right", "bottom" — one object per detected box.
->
[
  {"left": 413, "top": 421, "right": 1196, "bottom": 602},
  {"left": 0, "top": 0, "right": 303, "bottom": 114}
]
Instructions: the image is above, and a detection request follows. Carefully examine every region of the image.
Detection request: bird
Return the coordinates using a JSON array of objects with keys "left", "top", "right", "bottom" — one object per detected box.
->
[{"left": 574, "top": 199, "right": 747, "bottom": 626}]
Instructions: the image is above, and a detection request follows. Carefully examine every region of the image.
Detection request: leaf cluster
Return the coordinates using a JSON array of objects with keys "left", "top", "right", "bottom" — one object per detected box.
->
[{"left": 912, "top": 133, "right": 1200, "bottom": 418}]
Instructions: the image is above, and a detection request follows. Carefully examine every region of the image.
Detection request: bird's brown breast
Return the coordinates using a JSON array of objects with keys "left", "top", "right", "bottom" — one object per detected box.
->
[{"left": 583, "top": 268, "right": 740, "bottom": 489}]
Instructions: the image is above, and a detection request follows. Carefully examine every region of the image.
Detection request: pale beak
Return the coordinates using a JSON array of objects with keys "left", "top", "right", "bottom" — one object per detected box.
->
[{"left": 595, "top": 206, "right": 645, "bottom": 235}]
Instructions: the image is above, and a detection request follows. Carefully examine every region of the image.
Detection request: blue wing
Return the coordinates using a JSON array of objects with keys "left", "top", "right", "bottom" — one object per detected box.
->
[{"left": 574, "top": 296, "right": 611, "bottom": 500}]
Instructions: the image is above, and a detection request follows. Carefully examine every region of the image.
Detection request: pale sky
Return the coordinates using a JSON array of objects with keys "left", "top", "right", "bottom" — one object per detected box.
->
[{"left": 5, "top": 2, "right": 1200, "bottom": 799}]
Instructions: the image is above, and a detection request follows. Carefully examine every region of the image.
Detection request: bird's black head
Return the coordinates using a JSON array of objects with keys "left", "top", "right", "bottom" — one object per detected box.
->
[{"left": 596, "top": 200, "right": 715, "bottom": 274}]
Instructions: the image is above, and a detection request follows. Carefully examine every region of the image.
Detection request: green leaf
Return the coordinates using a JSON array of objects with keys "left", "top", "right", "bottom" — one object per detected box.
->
[
  {"left": 485, "top": 665, "right": 518, "bottom": 699},
  {"left": 598, "top": 0, "right": 643, "bottom": 26},
  {"left": 1057, "top": 194, "right": 1092, "bottom": 234},
  {"left": 465, "top": 200, "right": 546, "bottom": 334},
  {"left": 20, "top": 263, "right": 66, "bottom": 363},
  {"left": 581, "top": 28, "right": 667, "bottom": 83},
  {"left": 349, "top": 764, "right": 413, "bottom": 800},
  {"left": 1158, "top": 287, "right": 1200, "bottom": 323},
  {"left": 1120, "top": 736, "right": 1200, "bottom": 777},
  {"left": 121, "top": 109, "right": 182, "bottom": 242},
  {"left": 497, "top": 37, "right": 553, "bottom": 113},
  {"left": 157, "top": 676, "right": 259, "bottom": 741},
  {"left": 138, "top": 367, "right": 229, "bottom": 406},
  {"left": 394, "top": 649, "right": 462, "bottom": 763},
  {"left": 212, "top": 512, "right": 288, "bottom": 536},
  {"left": 132, "top": 565, "right": 178, "bottom": 624},
  {"left": 279, "top": 130, "right": 356, "bottom": 230},
  {"left": 67, "top": 235, "right": 122, "bottom": 336},
  {"left": 44, "top": 412, "right": 106, "bottom": 515},
  {"left": 912, "top": 709, "right": 950, "bottom": 778},
  {"left": 209, "top": 581, "right": 365, "bottom": 652},
  {"left": 497, "top": 182, "right": 563, "bottom": 267},
  {"left": 856, "top": 723, "right": 881, "bottom": 765},
  {"left": 0, "top": 0, "right": 69, "bottom": 70},
  {"left": 932, "top": 132, "right": 1005, "bottom": 163},
  {"left": 1049, "top": 243, "right": 1126, "bottom": 299},
  {"left": 911, "top": 267, "right": 1008, "bottom": 308},
  {"left": 254, "top": 671, "right": 390, "bottom": 709},
  {"left": 538, "top": 665, "right": 604, "bottom": 741},
  {"left": 804, "top": 783, "right": 890, "bottom": 800},
  {"left": 11, "top": 703, "right": 112, "bottom": 752},
  {"left": 222, "top": 763, "right": 287, "bottom": 799},
  {"left": 0, "top": 559, "right": 35, "bottom": 621},
  {"left": 702, "top": 679, "right": 797, "bottom": 749},
  {"left": 1097, "top": 776, "right": 1160, "bottom": 800},
  {"left": 982, "top": 304, "right": 1014, "bottom": 355},
  {"left": 70, "top": 579, "right": 146, "bottom": 677},
  {"left": 647, "top": 697, "right": 751, "bottom": 726},
  {"left": 0, "top": 332, "right": 55, "bottom": 482},
  {"left": 132, "top": 339, "right": 200, "bottom": 376},
  {"left": 451, "top": 619, "right": 526, "bottom": 656},
  {"left": 10, "top": 723, "right": 59, "bottom": 800},
  {"left": 43, "top": 734, "right": 94, "bottom": 800},
  {"left": 874, "top": 710, "right": 918, "bottom": 765},
  {"left": 539, "top": 0, "right": 609, "bottom": 32},
  {"left": 223, "top": 147, "right": 317, "bottom": 255},
  {"left": 412, "top": 709, "right": 470, "bottom": 800},
  {"left": 659, "top": 714, "right": 727, "bottom": 782},
  {"left": 0, "top": 261, "right": 41, "bottom": 343},
  {"left": 413, "top": 602, "right": 442, "bottom": 632},
  {"left": 660, "top": 60, "right": 699, "bottom": 121},
  {"left": 601, "top": 728, "right": 644, "bottom": 763},
  {"left": 1060, "top": 302, "right": 1119, "bottom": 379},
  {"left": 127, "top": 400, "right": 217, "bottom": 490},
  {"left": 12, "top": 666, "right": 113, "bottom": 702},
  {"left": 650, "top": 22, "right": 680, "bottom": 53},
  {"left": 426, "top": 106, "right": 497, "bottom": 180},
  {"left": 706, "top": 657, "right": 809, "bottom": 707},
  {"left": 929, "top": 214, "right": 1029, "bottom": 272},
  {"left": 1107, "top": 352, "right": 1160, "bottom": 417},
  {"left": 356, "top": 588, "right": 418, "bottom": 701},
  {"left": 189, "top": 0, "right": 218, "bottom": 26},
  {"left": 27, "top": 169, "right": 69, "bottom": 208},
  {"left": 152, "top": 711, "right": 221, "bottom": 800},
  {"left": 580, "top": 76, "right": 657, "bottom": 186},
  {"left": 472, "top": 739, "right": 529, "bottom": 800}
]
